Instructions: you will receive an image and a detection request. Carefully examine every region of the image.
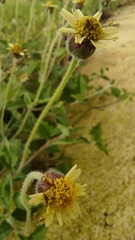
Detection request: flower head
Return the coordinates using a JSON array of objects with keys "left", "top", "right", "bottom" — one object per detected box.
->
[
  {"left": 59, "top": 8, "right": 118, "bottom": 49},
  {"left": 42, "top": 1, "right": 57, "bottom": 14},
  {"left": 29, "top": 164, "right": 87, "bottom": 227},
  {"left": 7, "top": 43, "right": 27, "bottom": 59}
]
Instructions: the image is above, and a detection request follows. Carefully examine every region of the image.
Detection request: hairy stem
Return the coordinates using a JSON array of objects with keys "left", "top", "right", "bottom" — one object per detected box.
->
[{"left": 20, "top": 171, "right": 43, "bottom": 235}]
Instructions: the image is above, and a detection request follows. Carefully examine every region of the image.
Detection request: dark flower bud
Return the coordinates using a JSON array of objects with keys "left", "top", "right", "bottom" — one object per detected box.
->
[{"left": 66, "top": 34, "right": 96, "bottom": 60}]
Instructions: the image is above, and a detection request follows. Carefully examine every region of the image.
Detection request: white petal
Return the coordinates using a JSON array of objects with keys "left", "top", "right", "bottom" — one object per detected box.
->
[
  {"left": 60, "top": 8, "right": 76, "bottom": 27},
  {"left": 58, "top": 27, "right": 76, "bottom": 34},
  {"left": 91, "top": 40, "right": 107, "bottom": 49},
  {"left": 73, "top": 9, "right": 84, "bottom": 21},
  {"left": 93, "top": 12, "right": 102, "bottom": 21},
  {"left": 56, "top": 211, "right": 63, "bottom": 226}
]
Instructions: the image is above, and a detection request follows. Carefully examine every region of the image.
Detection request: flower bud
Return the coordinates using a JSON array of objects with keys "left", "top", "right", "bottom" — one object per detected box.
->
[
  {"left": 66, "top": 34, "right": 96, "bottom": 60},
  {"left": 36, "top": 169, "right": 64, "bottom": 193}
]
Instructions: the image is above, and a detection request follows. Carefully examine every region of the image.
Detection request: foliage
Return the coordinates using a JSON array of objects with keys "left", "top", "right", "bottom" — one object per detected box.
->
[{"left": 0, "top": 0, "right": 132, "bottom": 239}]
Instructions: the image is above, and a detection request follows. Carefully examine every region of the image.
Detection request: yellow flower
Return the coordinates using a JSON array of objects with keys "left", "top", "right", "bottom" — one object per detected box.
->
[
  {"left": 59, "top": 8, "right": 118, "bottom": 49},
  {"left": 7, "top": 43, "right": 27, "bottom": 58},
  {"left": 29, "top": 164, "right": 87, "bottom": 227},
  {"left": 42, "top": 1, "right": 57, "bottom": 13}
]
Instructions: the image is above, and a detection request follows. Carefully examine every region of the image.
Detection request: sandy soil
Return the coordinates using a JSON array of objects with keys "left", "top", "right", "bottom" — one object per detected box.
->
[{"left": 45, "top": 4, "right": 135, "bottom": 240}]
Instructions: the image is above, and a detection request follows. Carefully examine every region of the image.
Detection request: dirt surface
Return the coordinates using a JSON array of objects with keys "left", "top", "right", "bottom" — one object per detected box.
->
[{"left": 45, "top": 4, "right": 135, "bottom": 240}]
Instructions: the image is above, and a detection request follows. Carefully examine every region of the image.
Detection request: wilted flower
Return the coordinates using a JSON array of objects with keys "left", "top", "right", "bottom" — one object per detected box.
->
[
  {"left": 7, "top": 43, "right": 27, "bottom": 59},
  {"left": 59, "top": 8, "right": 118, "bottom": 49},
  {"left": 42, "top": 1, "right": 57, "bottom": 14},
  {"left": 29, "top": 164, "right": 87, "bottom": 227}
]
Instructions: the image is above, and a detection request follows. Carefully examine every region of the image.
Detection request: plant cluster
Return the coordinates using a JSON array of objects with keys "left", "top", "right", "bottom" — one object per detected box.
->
[{"left": 0, "top": 0, "right": 133, "bottom": 239}]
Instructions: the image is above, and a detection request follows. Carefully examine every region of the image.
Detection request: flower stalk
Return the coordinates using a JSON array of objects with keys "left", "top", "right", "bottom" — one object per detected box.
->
[
  {"left": 20, "top": 171, "right": 43, "bottom": 235},
  {"left": 15, "top": 57, "right": 78, "bottom": 177}
]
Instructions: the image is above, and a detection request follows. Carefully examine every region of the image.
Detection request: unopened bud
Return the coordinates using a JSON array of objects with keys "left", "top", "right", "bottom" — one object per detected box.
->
[
  {"left": 36, "top": 169, "right": 64, "bottom": 193},
  {"left": 66, "top": 34, "right": 96, "bottom": 60}
]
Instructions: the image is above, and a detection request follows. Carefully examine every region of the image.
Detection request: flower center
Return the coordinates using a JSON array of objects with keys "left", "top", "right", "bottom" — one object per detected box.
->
[
  {"left": 45, "top": 178, "right": 75, "bottom": 211},
  {"left": 75, "top": 16, "right": 103, "bottom": 41},
  {"left": 11, "top": 44, "right": 23, "bottom": 54}
]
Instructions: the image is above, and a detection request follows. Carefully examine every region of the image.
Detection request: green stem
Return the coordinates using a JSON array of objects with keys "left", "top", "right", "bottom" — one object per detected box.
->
[
  {"left": 6, "top": 215, "right": 22, "bottom": 232},
  {"left": 1, "top": 59, "right": 16, "bottom": 139},
  {"left": 33, "top": 31, "right": 61, "bottom": 105},
  {"left": 15, "top": 57, "right": 78, "bottom": 176},
  {"left": 25, "top": 0, "right": 36, "bottom": 42}
]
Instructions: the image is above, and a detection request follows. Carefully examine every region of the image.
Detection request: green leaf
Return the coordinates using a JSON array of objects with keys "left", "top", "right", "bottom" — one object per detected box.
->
[
  {"left": 12, "top": 208, "right": 26, "bottom": 222},
  {"left": 119, "top": 89, "right": 132, "bottom": 101},
  {"left": 1, "top": 174, "right": 13, "bottom": 211},
  {"left": 101, "top": 75, "right": 110, "bottom": 81},
  {"left": 0, "top": 138, "right": 20, "bottom": 171},
  {"left": 89, "top": 124, "right": 108, "bottom": 155},
  {"left": 23, "top": 92, "right": 32, "bottom": 107},
  {"left": 38, "top": 121, "right": 51, "bottom": 139},
  {"left": 89, "top": 123, "right": 102, "bottom": 142},
  {"left": 75, "top": 73, "right": 87, "bottom": 94},
  {"left": 22, "top": 61, "right": 39, "bottom": 77},
  {"left": 96, "top": 142, "right": 108, "bottom": 155},
  {"left": 57, "top": 123, "right": 70, "bottom": 137},
  {"left": 28, "top": 224, "right": 47, "bottom": 240},
  {"left": 111, "top": 87, "right": 121, "bottom": 98},
  {"left": 46, "top": 145, "right": 61, "bottom": 153},
  {"left": 39, "top": 82, "right": 52, "bottom": 101},
  {"left": 0, "top": 221, "right": 13, "bottom": 240}
]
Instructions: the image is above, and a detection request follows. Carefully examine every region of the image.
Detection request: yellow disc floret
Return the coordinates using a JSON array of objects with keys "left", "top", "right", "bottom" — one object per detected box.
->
[
  {"left": 45, "top": 178, "right": 75, "bottom": 211},
  {"left": 75, "top": 16, "right": 103, "bottom": 42}
]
